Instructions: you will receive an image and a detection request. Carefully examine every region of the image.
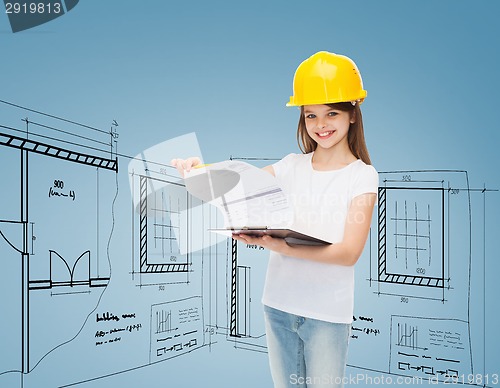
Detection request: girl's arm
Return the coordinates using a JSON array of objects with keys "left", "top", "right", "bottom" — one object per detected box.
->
[
  {"left": 172, "top": 158, "right": 275, "bottom": 177},
  {"left": 233, "top": 192, "right": 377, "bottom": 266},
  {"left": 262, "top": 165, "right": 275, "bottom": 176}
]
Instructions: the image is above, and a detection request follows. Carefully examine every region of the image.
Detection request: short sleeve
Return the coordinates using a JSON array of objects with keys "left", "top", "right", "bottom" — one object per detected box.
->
[
  {"left": 351, "top": 164, "right": 379, "bottom": 199},
  {"left": 272, "top": 153, "right": 298, "bottom": 179}
]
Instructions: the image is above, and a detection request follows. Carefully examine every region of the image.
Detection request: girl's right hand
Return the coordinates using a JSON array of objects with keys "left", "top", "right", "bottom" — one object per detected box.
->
[{"left": 171, "top": 157, "right": 202, "bottom": 177}]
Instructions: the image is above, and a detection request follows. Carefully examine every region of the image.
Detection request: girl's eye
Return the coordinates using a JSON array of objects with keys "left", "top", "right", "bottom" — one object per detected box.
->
[
  {"left": 327, "top": 111, "right": 338, "bottom": 117},
  {"left": 305, "top": 114, "right": 316, "bottom": 119}
]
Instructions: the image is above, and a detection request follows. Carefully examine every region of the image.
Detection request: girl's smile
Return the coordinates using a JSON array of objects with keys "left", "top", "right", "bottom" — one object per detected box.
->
[{"left": 316, "top": 129, "right": 336, "bottom": 139}]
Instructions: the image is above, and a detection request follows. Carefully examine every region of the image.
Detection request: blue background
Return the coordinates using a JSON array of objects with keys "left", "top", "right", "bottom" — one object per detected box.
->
[{"left": 1, "top": 1, "right": 499, "bottom": 387}]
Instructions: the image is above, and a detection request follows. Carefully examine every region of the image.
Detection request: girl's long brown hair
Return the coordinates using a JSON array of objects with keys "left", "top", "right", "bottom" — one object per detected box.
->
[{"left": 296, "top": 102, "right": 372, "bottom": 165}]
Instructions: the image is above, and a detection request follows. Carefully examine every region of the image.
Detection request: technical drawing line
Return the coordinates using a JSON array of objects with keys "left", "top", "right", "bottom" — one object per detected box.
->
[
  {"left": 0, "top": 124, "right": 112, "bottom": 159},
  {"left": 0, "top": 130, "right": 117, "bottom": 171},
  {"left": 378, "top": 274, "right": 442, "bottom": 287},
  {"left": 134, "top": 281, "right": 190, "bottom": 287},
  {"left": 0, "top": 103, "right": 119, "bottom": 382},
  {"left": 229, "top": 156, "right": 280, "bottom": 161},
  {"left": 447, "top": 188, "right": 498, "bottom": 193},
  {"left": 373, "top": 292, "right": 445, "bottom": 302},
  {"left": 4, "top": 128, "right": 182, "bottom": 182},
  {"left": 397, "top": 324, "right": 418, "bottom": 349},
  {"left": 398, "top": 352, "right": 419, "bottom": 358},
  {"left": 155, "top": 310, "right": 174, "bottom": 334},
  {"left": 21, "top": 148, "right": 29, "bottom": 374},
  {"left": 25, "top": 119, "right": 111, "bottom": 147},
  {"left": 414, "top": 202, "right": 419, "bottom": 265},
  {"left": 232, "top": 345, "right": 268, "bottom": 354},
  {"left": 0, "top": 219, "right": 24, "bottom": 224},
  {"left": 50, "top": 290, "right": 91, "bottom": 296},
  {"left": 427, "top": 204, "right": 432, "bottom": 266},
  {"left": 394, "top": 233, "right": 429, "bottom": 238},
  {"left": 0, "top": 229, "right": 23, "bottom": 254},
  {"left": 382, "top": 186, "right": 448, "bottom": 191},
  {"left": 0, "top": 99, "right": 109, "bottom": 135},
  {"left": 482, "top": 185, "right": 487, "bottom": 383},
  {"left": 464, "top": 173, "right": 473, "bottom": 375},
  {"left": 378, "top": 183, "right": 446, "bottom": 289},
  {"left": 391, "top": 218, "right": 432, "bottom": 222},
  {"left": 230, "top": 239, "right": 238, "bottom": 337},
  {"left": 10, "top": 163, "right": 119, "bottom": 376},
  {"left": 0, "top": 369, "right": 22, "bottom": 378},
  {"left": 57, "top": 343, "right": 213, "bottom": 388},
  {"left": 404, "top": 200, "right": 408, "bottom": 269},
  {"left": 151, "top": 208, "right": 180, "bottom": 214},
  {"left": 97, "top": 169, "right": 100, "bottom": 278},
  {"left": 435, "top": 358, "right": 460, "bottom": 363},
  {"left": 136, "top": 174, "right": 190, "bottom": 274},
  {"left": 391, "top": 315, "right": 469, "bottom": 324},
  {"left": 380, "top": 169, "right": 468, "bottom": 174},
  {"left": 49, "top": 250, "right": 90, "bottom": 287},
  {"left": 384, "top": 179, "right": 444, "bottom": 183}
]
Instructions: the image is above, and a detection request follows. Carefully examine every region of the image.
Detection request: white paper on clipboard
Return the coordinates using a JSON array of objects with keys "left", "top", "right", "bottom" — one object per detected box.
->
[
  {"left": 184, "top": 160, "right": 293, "bottom": 228},
  {"left": 183, "top": 161, "right": 330, "bottom": 245}
]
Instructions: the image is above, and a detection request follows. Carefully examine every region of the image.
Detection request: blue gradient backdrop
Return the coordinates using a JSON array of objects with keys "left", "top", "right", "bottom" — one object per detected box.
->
[{"left": 1, "top": 1, "right": 499, "bottom": 387}]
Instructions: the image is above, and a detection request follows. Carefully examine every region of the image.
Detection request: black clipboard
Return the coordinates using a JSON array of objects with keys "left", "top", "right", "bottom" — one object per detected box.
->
[{"left": 209, "top": 227, "right": 331, "bottom": 246}]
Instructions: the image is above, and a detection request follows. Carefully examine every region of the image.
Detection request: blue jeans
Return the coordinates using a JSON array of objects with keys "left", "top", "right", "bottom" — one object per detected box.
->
[{"left": 264, "top": 305, "right": 350, "bottom": 388}]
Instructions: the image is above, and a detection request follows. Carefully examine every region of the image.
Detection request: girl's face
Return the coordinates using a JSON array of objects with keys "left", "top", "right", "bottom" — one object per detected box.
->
[{"left": 303, "top": 104, "right": 354, "bottom": 152}]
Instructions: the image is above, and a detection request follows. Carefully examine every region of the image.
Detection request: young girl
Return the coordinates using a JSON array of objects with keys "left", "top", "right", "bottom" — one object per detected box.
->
[{"left": 173, "top": 51, "right": 378, "bottom": 387}]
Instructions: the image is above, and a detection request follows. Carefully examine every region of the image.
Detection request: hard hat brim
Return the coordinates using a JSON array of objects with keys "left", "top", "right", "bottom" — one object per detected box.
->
[{"left": 286, "top": 91, "right": 367, "bottom": 107}]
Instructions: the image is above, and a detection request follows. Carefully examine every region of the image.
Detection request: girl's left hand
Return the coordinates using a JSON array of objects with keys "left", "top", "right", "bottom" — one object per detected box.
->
[{"left": 232, "top": 233, "right": 288, "bottom": 254}]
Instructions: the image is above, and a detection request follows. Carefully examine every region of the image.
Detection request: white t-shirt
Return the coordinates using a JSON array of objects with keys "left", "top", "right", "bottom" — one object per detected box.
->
[{"left": 261, "top": 152, "right": 378, "bottom": 324}]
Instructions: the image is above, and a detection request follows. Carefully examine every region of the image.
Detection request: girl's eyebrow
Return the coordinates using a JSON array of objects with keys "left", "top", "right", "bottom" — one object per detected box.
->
[{"left": 303, "top": 108, "right": 335, "bottom": 114}]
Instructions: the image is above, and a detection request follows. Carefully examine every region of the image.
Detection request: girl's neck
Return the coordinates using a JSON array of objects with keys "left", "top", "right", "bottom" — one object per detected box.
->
[{"left": 311, "top": 146, "right": 357, "bottom": 171}]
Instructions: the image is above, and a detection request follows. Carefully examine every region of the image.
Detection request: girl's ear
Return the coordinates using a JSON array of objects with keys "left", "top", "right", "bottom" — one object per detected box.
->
[{"left": 350, "top": 110, "right": 356, "bottom": 124}]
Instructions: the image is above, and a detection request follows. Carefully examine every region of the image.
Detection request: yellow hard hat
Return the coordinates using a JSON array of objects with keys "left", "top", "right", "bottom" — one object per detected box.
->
[{"left": 287, "top": 51, "right": 367, "bottom": 107}]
